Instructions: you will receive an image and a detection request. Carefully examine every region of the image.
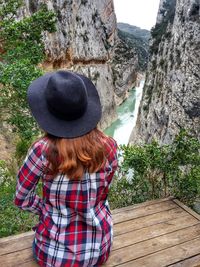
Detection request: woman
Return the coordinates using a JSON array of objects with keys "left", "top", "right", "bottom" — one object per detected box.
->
[{"left": 14, "top": 71, "right": 118, "bottom": 267}]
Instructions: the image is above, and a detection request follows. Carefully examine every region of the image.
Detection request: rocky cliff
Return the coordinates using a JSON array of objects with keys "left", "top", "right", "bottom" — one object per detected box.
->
[
  {"left": 21, "top": 0, "right": 139, "bottom": 129},
  {"left": 131, "top": 0, "right": 200, "bottom": 144},
  {"left": 111, "top": 33, "right": 138, "bottom": 105},
  {"left": 117, "top": 23, "right": 150, "bottom": 71}
]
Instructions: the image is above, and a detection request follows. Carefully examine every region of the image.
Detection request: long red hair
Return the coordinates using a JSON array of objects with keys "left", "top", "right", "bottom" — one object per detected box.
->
[{"left": 44, "top": 128, "right": 107, "bottom": 179}]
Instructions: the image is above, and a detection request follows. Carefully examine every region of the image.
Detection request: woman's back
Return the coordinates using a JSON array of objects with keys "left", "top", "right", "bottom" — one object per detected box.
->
[
  {"left": 15, "top": 135, "right": 117, "bottom": 267},
  {"left": 15, "top": 70, "right": 118, "bottom": 266}
]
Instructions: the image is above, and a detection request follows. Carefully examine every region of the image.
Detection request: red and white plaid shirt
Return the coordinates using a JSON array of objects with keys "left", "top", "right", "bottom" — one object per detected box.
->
[{"left": 15, "top": 136, "right": 118, "bottom": 267}]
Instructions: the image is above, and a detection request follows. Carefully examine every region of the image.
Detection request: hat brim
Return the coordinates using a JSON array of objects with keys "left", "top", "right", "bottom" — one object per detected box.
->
[{"left": 27, "top": 72, "right": 102, "bottom": 138}]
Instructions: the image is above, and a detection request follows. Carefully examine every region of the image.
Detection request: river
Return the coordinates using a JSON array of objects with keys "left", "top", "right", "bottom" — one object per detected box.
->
[{"left": 104, "top": 80, "right": 144, "bottom": 145}]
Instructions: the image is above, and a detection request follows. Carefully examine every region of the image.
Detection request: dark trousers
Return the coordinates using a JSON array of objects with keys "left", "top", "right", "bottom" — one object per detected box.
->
[{"left": 32, "top": 241, "right": 38, "bottom": 262}]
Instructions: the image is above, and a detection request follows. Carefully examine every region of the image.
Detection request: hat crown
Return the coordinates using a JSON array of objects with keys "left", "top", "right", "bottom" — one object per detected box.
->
[
  {"left": 27, "top": 70, "right": 102, "bottom": 138},
  {"left": 45, "top": 71, "right": 88, "bottom": 121}
]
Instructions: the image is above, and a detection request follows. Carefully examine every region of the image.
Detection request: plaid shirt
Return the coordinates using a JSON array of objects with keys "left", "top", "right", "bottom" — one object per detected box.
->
[{"left": 14, "top": 136, "right": 118, "bottom": 267}]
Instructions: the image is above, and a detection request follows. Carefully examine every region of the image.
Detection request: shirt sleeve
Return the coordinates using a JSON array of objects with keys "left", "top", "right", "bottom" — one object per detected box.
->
[{"left": 14, "top": 140, "right": 44, "bottom": 215}]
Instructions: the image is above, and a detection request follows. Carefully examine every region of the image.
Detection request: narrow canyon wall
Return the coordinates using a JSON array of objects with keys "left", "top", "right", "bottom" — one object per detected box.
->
[
  {"left": 131, "top": 0, "right": 200, "bottom": 144},
  {"left": 21, "top": 0, "right": 138, "bottom": 129},
  {"left": 111, "top": 36, "right": 138, "bottom": 105}
]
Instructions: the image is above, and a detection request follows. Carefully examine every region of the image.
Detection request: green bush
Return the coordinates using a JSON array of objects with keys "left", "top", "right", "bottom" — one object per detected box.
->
[
  {"left": 0, "top": 0, "right": 56, "bottom": 159},
  {"left": 0, "top": 178, "right": 39, "bottom": 237},
  {"left": 109, "top": 130, "right": 200, "bottom": 209},
  {"left": 0, "top": 2, "right": 56, "bottom": 237},
  {"left": 15, "top": 138, "right": 33, "bottom": 164},
  {"left": 0, "top": 159, "right": 43, "bottom": 238}
]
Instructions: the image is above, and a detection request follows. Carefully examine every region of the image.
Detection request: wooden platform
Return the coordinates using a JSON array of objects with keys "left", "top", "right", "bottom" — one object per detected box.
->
[{"left": 1, "top": 197, "right": 200, "bottom": 267}]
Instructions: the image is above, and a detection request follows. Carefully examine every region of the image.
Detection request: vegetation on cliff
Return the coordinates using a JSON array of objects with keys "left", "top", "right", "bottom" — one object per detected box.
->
[
  {"left": 117, "top": 22, "right": 150, "bottom": 43},
  {"left": 0, "top": 0, "right": 56, "bottom": 237},
  {"left": 117, "top": 23, "right": 150, "bottom": 71},
  {"left": 109, "top": 130, "right": 200, "bottom": 209},
  {"left": 0, "top": 0, "right": 56, "bottom": 160}
]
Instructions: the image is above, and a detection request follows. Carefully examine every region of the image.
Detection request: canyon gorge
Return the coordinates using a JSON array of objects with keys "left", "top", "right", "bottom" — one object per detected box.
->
[{"left": 1, "top": 0, "right": 200, "bottom": 159}]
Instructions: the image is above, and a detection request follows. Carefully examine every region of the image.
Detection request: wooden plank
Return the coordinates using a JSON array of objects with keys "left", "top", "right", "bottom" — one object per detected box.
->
[
  {"left": 0, "top": 231, "right": 33, "bottom": 244},
  {"left": 0, "top": 234, "right": 33, "bottom": 256},
  {"left": 0, "top": 203, "right": 180, "bottom": 256},
  {"left": 0, "top": 248, "right": 35, "bottom": 267},
  {"left": 168, "top": 254, "right": 200, "bottom": 267},
  {"left": 113, "top": 214, "right": 199, "bottom": 250},
  {"left": 114, "top": 207, "right": 186, "bottom": 235},
  {"left": 20, "top": 260, "right": 38, "bottom": 267},
  {"left": 1, "top": 198, "right": 199, "bottom": 267},
  {"left": 21, "top": 254, "right": 200, "bottom": 267},
  {"left": 173, "top": 199, "right": 200, "bottom": 221},
  {"left": 112, "top": 197, "right": 175, "bottom": 215},
  {"left": 104, "top": 224, "right": 200, "bottom": 267},
  {"left": 113, "top": 200, "right": 177, "bottom": 224},
  {"left": 117, "top": 237, "right": 200, "bottom": 267}
]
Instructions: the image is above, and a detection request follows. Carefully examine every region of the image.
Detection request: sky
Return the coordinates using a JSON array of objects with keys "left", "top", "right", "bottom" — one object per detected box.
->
[{"left": 113, "top": 0, "right": 161, "bottom": 30}]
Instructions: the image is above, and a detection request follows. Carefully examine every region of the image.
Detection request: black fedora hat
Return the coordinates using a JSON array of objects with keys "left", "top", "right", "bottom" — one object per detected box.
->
[{"left": 27, "top": 71, "right": 102, "bottom": 138}]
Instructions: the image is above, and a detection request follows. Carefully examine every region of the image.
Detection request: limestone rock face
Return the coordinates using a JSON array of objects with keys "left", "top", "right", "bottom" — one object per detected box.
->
[
  {"left": 22, "top": 0, "right": 122, "bottom": 129},
  {"left": 23, "top": 0, "right": 117, "bottom": 128},
  {"left": 73, "top": 63, "right": 117, "bottom": 130},
  {"left": 111, "top": 37, "right": 138, "bottom": 105},
  {"left": 131, "top": 0, "right": 200, "bottom": 144},
  {"left": 24, "top": 0, "right": 117, "bottom": 66}
]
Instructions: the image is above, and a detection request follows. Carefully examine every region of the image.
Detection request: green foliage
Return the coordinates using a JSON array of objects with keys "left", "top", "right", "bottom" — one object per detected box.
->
[
  {"left": 0, "top": 183, "right": 38, "bottom": 237},
  {"left": 15, "top": 138, "right": 34, "bottom": 164},
  {"left": 0, "top": 165, "right": 38, "bottom": 237},
  {"left": 0, "top": 0, "right": 56, "bottom": 156},
  {"left": 109, "top": 130, "right": 200, "bottom": 209},
  {"left": 0, "top": 3, "right": 55, "bottom": 235},
  {"left": 0, "top": 2, "right": 56, "bottom": 63},
  {"left": 0, "top": 159, "right": 42, "bottom": 237},
  {"left": 0, "top": 160, "right": 12, "bottom": 184}
]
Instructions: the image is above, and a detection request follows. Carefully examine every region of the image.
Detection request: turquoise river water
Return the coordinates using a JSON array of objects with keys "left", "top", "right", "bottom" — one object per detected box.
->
[{"left": 104, "top": 80, "right": 144, "bottom": 145}]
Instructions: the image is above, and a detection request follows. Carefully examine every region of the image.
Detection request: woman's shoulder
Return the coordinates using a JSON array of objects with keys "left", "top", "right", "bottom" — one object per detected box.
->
[
  {"left": 102, "top": 134, "right": 117, "bottom": 147},
  {"left": 105, "top": 136, "right": 117, "bottom": 150},
  {"left": 101, "top": 134, "right": 118, "bottom": 160},
  {"left": 29, "top": 136, "right": 49, "bottom": 155}
]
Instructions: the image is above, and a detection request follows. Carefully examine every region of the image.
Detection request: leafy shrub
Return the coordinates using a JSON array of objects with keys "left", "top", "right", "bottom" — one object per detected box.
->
[
  {"left": 0, "top": 0, "right": 56, "bottom": 159},
  {"left": 0, "top": 159, "right": 43, "bottom": 237},
  {"left": 0, "top": 1, "right": 56, "bottom": 236},
  {"left": 109, "top": 130, "right": 200, "bottom": 209},
  {"left": 0, "top": 177, "right": 39, "bottom": 237},
  {"left": 0, "top": 160, "right": 11, "bottom": 185},
  {"left": 15, "top": 138, "right": 34, "bottom": 164}
]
